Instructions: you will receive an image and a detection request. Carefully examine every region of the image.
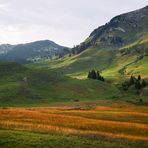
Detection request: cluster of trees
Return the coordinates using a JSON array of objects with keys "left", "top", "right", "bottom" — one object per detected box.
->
[
  {"left": 71, "top": 42, "right": 92, "bottom": 55},
  {"left": 88, "top": 70, "right": 105, "bottom": 81},
  {"left": 120, "top": 42, "right": 148, "bottom": 57},
  {"left": 122, "top": 75, "right": 147, "bottom": 91},
  {"left": 100, "top": 36, "right": 123, "bottom": 46},
  {"left": 110, "top": 36, "right": 123, "bottom": 45}
]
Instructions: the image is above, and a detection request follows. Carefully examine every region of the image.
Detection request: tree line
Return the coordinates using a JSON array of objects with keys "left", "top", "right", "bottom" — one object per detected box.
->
[
  {"left": 122, "top": 75, "right": 147, "bottom": 91},
  {"left": 88, "top": 69, "right": 105, "bottom": 81}
]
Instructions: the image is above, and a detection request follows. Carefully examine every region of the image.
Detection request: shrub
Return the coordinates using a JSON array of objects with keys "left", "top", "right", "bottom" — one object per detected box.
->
[{"left": 88, "top": 70, "right": 105, "bottom": 81}]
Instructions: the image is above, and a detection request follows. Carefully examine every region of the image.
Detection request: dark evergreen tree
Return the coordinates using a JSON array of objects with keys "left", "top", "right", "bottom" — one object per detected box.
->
[
  {"left": 122, "top": 83, "right": 128, "bottom": 91},
  {"left": 141, "top": 80, "right": 146, "bottom": 88},
  {"left": 88, "top": 71, "right": 91, "bottom": 79},
  {"left": 91, "top": 69, "right": 97, "bottom": 79},
  {"left": 130, "top": 75, "right": 135, "bottom": 85},
  {"left": 96, "top": 71, "right": 105, "bottom": 81},
  {"left": 101, "top": 75, "right": 104, "bottom": 81},
  {"left": 135, "top": 80, "right": 141, "bottom": 90},
  {"left": 138, "top": 75, "right": 141, "bottom": 81},
  {"left": 88, "top": 70, "right": 104, "bottom": 81},
  {"left": 96, "top": 71, "right": 101, "bottom": 80}
]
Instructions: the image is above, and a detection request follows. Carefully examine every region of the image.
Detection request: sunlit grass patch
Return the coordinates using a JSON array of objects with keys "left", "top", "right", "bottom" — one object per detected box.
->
[{"left": 0, "top": 103, "right": 148, "bottom": 142}]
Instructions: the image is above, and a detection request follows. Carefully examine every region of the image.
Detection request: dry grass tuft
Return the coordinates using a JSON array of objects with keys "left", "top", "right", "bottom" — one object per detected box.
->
[{"left": 0, "top": 103, "right": 148, "bottom": 141}]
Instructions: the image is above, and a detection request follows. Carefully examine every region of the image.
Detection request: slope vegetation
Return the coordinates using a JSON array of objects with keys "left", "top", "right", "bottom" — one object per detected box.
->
[
  {"left": 0, "top": 62, "right": 118, "bottom": 107},
  {"left": 31, "top": 6, "right": 148, "bottom": 81}
]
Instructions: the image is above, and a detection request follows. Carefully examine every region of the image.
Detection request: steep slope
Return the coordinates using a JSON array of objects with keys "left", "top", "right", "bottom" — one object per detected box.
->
[
  {"left": 0, "top": 40, "right": 69, "bottom": 63},
  {"left": 74, "top": 5, "right": 148, "bottom": 53},
  {"left": 37, "top": 47, "right": 115, "bottom": 79},
  {"left": 0, "top": 6, "right": 147, "bottom": 106},
  {"left": 41, "top": 36, "right": 147, "bottom": 81},
  {"left": 35, "top": 6, "right": 148, "bottom": 80},
  {"left": 119, "top": 35, "right": 148, "bottom": 78}
]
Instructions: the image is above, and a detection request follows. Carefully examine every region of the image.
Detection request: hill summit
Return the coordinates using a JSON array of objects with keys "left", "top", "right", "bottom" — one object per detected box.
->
[
  {"left": 74, "top": 5, "right": 148, "bottom": 53},
  {"left": 0, "top": 40, "right": 69, "bottom": 63}
]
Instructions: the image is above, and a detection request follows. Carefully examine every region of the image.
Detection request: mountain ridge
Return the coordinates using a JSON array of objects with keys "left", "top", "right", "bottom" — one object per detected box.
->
[
  {"left": 43, "top": 6, "right": 148, "bottom": 80},
  {"left": 73, "top": 5, "right": 148, "bottom": 54},
  {"left": 0, "top": 40, "right": 69, "bottom": 63},
  {"left": 0, "top": 5, "right": 147, "bottom": 106}
]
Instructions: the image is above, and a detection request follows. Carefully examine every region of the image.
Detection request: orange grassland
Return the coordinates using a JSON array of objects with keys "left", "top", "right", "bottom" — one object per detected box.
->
[{"left": 0, "top": 101, "right": 148, "bottom": 142}]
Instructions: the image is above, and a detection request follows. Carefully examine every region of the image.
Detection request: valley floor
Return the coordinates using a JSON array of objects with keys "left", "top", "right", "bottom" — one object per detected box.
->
[{"left": 0, "top": 101, "right": 148, "bottom": 148}]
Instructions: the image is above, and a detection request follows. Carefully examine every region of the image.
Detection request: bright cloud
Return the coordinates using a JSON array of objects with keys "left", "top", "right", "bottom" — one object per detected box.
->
[{"left": 0, "top": 0, "right": 147, "bottom": 47}]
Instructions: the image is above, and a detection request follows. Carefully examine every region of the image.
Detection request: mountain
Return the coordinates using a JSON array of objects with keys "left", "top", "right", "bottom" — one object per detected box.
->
[
  {"left": 38, "top": 6, "right": 148, "bottom": 81},
  {"left": 0, "top": 44, "right": 15, "bottom": 54},
  {"left": 73, "top": 5, "right": 148, "bottom": 53},
  {"left": 0, "top": 40, "right": 69, "bottom": 63},
  {"left": 0, "top": 6, "right": 147, "bottom": 106}
]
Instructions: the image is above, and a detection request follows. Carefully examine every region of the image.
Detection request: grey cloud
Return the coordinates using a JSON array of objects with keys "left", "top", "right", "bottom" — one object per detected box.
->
[{"left": 0, "top": 0, "right": 147, "bottom": 46}]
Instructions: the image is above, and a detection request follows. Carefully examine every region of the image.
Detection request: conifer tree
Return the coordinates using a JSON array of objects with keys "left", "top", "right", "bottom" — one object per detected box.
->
[
  {"left": 138, "top": 75, "right": 141, "bottom": 81},
  {"left": 130, "top": 75, "right": 135, "bottom": 85},
  {"left": 91, "top": 69, "right": 97, "bottom": 79},
  {"left": 135, "top": 80, "right": 141, "bottom": 90},
  {"left": 101, "top": 76, "right": 105, "bottom": 81},
  {"left": 88, "top": 71, "right": 91, "bottom": 79},
  {"left": 142, "top": 80, "right": 146, "bottom": 88},
  {"left": 88, "top": 69, "right": 104, "bottom": 81},
  {"left": 96, "top": 71, "right": 101, "bottom": 80}
]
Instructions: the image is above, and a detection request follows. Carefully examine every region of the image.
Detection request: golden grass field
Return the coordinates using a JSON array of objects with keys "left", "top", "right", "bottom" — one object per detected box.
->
[{"left": 0, "top": 100, "right": 148, "bottom": 144}]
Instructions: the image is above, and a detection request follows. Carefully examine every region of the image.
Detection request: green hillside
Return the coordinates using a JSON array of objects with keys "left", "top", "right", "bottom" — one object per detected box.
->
[
  {"left": 0, "top": 6, "right": 148, "bottom": 107},
  {"left": 29, "top": 35, "right": 148, "bottom": 82},
  {"left": 31, "top": 47, "right": 115, "bottom": 79},
  {"left": 29, "top": 6, "right": 148, "bottom": 81},
  {"left": 102, "top": 35, "right": 148, "bottom": 81},
  {"left": 25, "top": 35, "right": 148, "bottom": 104},
  {"left": 0, "top": 62, "right": 119, "bottom": 107}
]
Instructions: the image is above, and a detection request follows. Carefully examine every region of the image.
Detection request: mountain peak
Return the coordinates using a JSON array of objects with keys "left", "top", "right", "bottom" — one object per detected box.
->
[
  {"left": 75, "top": 5, "right": 148, "bottom": 53},
  {"left": 0, "top": 40, "right": 69, "bottom": 63},
  {"left": 143, "top": 5, "right": 148, "bottom": 8}
]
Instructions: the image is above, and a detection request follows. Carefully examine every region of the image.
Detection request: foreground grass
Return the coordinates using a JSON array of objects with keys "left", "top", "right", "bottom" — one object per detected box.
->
[
  {"left": 0, "top": 102, "right": 148, "bottom": 147},
  {"left": 0, "top": 129, "right": 147, "bottom": 148}
]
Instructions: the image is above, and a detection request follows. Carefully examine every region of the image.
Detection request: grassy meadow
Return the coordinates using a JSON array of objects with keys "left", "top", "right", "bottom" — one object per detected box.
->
[
  {"left": 0, "top": 36, "right": 147, "bottom": 148},
  {"left": 28, "top": 35, "right": 148, "bottom": 82},
  {"left": 0, "top": 62, "right": 121, "bottom": 107},
  {"left": 0, "top": 101, "right": 148, "bottom": 147}
]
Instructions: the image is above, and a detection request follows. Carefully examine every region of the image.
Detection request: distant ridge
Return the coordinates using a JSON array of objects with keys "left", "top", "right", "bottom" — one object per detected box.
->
[{"left": 0, "top": 40, "right": 69, "bottom": 63}]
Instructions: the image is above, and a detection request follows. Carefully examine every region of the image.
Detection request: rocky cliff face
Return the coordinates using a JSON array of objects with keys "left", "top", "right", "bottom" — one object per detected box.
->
[{"left": 74, "top": 6, "right": 148, "bottom": 53}]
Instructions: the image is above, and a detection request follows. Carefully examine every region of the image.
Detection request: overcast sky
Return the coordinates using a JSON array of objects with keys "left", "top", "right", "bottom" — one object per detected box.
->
[{"left": 0, "top": 0, "right": 147, "bottom": 47}]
